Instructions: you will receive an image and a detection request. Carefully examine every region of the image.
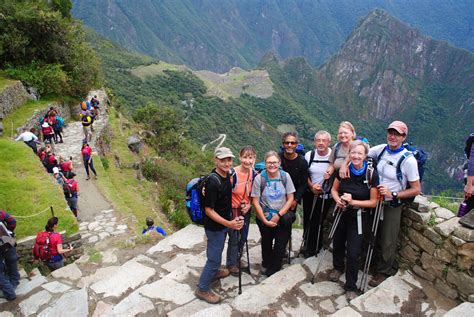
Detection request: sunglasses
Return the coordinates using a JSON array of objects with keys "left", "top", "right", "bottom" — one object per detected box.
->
[{"left": 283, "top": 141, "right": 297, "bottom": 145}]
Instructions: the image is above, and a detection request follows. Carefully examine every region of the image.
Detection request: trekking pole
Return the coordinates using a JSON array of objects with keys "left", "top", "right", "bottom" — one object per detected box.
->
[
  {"left": 50, "top": 206, "right": 55, "bottom": 217},
  {"left": 311, "top": 206, "right": 343, "bottom": 284},
  {"left": 358, "top": 197, "right": 384, "bottom": 292},
  {"left": 299, "top": 194, "right": 318, "bottom": 256},
  {"left": 315, "top": 180, "right": 330, "bottom": 256},
  {"left": 245, "top": 239, "right": 251, "bottom": 274},
  {"left": 237, "top": 229, "right": 242, "bottom": 294}
]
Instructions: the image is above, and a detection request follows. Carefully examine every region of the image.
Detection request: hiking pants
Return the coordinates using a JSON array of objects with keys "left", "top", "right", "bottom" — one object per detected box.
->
[
  {"left": 53, "top": 127, "right": 63, "bottom": 142},
  {"left": 257, "top": 218, "right": 291, "bottom": 276},
  {"left": 24, "top": 140, "right": 37, "bottom": 154},
  {"left": 302, "top": 191, "right": 333, "bottom": 256},
  {"left": 198, "top": 228, "right": 228, "bottom": 291},
  {"left": 0, "top": 246, "right": 20, "bottom": 300},
  {"left": 375, "top": 204, "right": 402, "bottom": 276},
  {"left": 83, "top": 158, "right": 97, "bottom": 177},
  {"left": 332, "top": 209, "right": 365, "bottom": 292},
  {"left": 226, "top": 211, "right": 250, "bottom": 267}
]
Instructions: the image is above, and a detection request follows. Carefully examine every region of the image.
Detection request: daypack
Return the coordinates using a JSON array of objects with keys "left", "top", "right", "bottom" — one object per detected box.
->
[
  {"left": 465, "top": 132, "right": 474, "bottom": 159},
  {"left": 230, "top": 168, "right": 257, "bottom": 191},
  {"left": 185, "top": 173, "right": 221, "bottom": 225},
  {"left": 55, "top": 116, "right": 64, "bottom": 128},
  {"left": 0, "top": 222, "right": 15, "bottom": 254},
  {"left": 42, "top": 154, "right": 54, "bottom": 170},
  {"left": 63, "top": 179, "right": 75, "bottom": 198},
  {"left": 32, "top": 231, "right": 53, "bottom": 261},
  {"left": 377, "top": 143, "right": 427, "bottom": 202},
  {"left": 81, "top": 115, "right": 92, "bottom": 126}
]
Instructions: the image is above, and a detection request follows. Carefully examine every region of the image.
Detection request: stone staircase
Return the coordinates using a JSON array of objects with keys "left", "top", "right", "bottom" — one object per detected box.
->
[{"left": 1, "top": 223, "right": 468, "bottom": 316}]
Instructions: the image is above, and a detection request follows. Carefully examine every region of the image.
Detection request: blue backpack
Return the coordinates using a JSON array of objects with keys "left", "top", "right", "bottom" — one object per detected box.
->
[
  {"left": 377, "top": 143, "right": 427, "bottom": 202},
  {"left": 185, "top": 173, "right": 221, "bottom": 225}
]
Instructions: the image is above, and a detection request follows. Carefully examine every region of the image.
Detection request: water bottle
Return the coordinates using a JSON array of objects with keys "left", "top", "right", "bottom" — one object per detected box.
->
[{"left": 458, "top": 201, "right": 468, "bottom": 217}]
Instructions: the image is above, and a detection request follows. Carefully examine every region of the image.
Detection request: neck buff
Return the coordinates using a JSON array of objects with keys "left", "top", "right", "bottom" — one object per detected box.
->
[
  {"left": 349, "top": 160, "right": 367, "bottom": 176},
  {"left": 386, "top": 144, "right": 404, "bottom": 154}
]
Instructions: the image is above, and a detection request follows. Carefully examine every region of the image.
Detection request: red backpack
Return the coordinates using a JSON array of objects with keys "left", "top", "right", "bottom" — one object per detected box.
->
[{"left": 32, "top": 231, "right": 53, "bottom": 261}]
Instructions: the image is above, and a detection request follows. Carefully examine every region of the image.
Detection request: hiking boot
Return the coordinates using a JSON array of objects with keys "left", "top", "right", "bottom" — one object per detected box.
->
[
  {"left": 86, "top": 176, "right": 90, "bottom": 180},
  {"left": 346, "top": 291, "right": 358, "bottom": 301},
  {"left": 195, "top": 288, "right": 221, "bottom": 304},
  {"left": 215, "top": 268, "right": 230, "bottom": 279},
  {"left": 328, "top": 269, "right": 343, "bottom": 282},
  {"left": 368, "top": 273, "right": 388, "bottom": 287},
  {"left": 228, "top": 266, "right": 239, "bottom": 277}
]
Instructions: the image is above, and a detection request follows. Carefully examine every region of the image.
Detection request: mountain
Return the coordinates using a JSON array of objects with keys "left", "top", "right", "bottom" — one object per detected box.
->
[{"left": 72, "top": 0, "right": 474, "bottom": 73}]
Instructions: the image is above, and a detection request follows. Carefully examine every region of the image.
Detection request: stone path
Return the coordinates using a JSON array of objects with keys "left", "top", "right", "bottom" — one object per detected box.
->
[{"left": 2, "top": 224, "right": 464, "bottom": 316}]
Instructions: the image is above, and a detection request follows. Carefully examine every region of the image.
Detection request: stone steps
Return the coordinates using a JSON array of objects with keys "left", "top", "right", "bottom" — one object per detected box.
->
[{"left": 1, "top": 224, "right": 462, "bottom": 316}]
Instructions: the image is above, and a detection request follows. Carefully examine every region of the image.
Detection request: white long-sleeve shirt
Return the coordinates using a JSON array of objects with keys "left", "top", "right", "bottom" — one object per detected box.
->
[{"left": 15, "top": 131, "right": 38, "bottom": 142}]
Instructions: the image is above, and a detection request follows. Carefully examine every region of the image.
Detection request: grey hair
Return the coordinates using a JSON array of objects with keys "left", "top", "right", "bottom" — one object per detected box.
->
[
  {"left": 314, "top": 130, "right": 332, "bottom": 142},
  {"left": 264, "top": 150, "right": 281, "bottom": 163}
]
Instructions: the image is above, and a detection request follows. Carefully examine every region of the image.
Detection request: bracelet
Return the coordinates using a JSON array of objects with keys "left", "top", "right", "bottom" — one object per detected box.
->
[{"left": 277, "top": 212, "right": 282, "bottom": 218}]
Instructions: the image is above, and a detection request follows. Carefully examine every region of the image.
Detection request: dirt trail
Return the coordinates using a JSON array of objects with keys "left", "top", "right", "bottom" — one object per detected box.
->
[{"left": 54, "top": 90, "right": 112, "bottom": 222}]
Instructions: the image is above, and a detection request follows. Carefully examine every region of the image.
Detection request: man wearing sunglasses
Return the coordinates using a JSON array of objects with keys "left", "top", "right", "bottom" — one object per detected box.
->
[{"left": 279, "top": 132, "right": 309, "bottom": 230}]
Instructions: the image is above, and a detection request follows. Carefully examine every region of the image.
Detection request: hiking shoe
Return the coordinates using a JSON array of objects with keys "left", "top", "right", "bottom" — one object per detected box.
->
[
  {"left": 215, "top": 268, "right": 230, "bottom": 279},
  {"left": 346, "top": 291, "right": 357, "bottom": 301},
  {"left": 195, "top": 288, "right": 221, "bottom": 304},
  {"left": 228, "top": 266, "right": 239, "bottom": 277},
  {"left": 86, "top": 176, "right": 90, "bottom": 180},
  {"left": 368, "top": 273, "right": 388, "bottom": 287},
  {"left": 328, "top": 269, "right": 343, "bottom": 282}
]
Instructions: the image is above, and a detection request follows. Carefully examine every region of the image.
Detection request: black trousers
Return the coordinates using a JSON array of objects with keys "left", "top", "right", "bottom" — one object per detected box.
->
[
  {"left": 332, "top": 209, "right": 365, "bottom": 291},
  {"left": 257, "top": 218, "right": 291, "bottom": 276},
  {"left": 302, "top": 191, "right": 333, "bottom": 255}
]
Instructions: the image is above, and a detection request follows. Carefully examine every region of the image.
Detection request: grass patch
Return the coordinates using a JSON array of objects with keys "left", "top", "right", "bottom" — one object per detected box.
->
[
  {"left": 130, "top": 62, "right": 188, "bottom": 80},
  {"left": 88, "top": 248, "right": 103, "bottom": 263},
  {"left": 0, "top": 140, "right": 77, "bottom": 239},
  {"left": 0, "top": 75, "right": 16, "bottom": 91},
  {"left": 94, "top": 108, "right": 173, "bottom": 235},
  {"left": 1, "top": 98, "right": 59, "bottom": 139}
]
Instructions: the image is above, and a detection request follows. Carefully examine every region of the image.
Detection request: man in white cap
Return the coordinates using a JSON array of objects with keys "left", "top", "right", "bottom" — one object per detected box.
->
[
  {"left": 195, "top": 147, "right": 244, "bottom": 304},
  {"left": 368, "top": 120, "right": 421, "bottom": 287}
]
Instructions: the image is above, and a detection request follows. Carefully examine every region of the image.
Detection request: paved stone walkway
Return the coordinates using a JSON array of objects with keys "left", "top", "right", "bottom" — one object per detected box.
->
[{"left": 2, "top": 224, "right": 465, "bottom": 316}]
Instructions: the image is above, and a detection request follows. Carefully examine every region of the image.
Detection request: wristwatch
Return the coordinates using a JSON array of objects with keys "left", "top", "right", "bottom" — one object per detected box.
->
[{"left": 392, "top": 192, "right": 398, "bottom": 199}]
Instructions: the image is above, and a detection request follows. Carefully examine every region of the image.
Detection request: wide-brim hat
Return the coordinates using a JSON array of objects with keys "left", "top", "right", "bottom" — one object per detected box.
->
[{"left": 42, "top": 122, "right": 49, "bottom": 128}]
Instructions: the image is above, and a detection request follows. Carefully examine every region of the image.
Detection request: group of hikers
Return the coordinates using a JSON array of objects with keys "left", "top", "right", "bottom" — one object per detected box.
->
[
  {"left": 0, "top": 97, "right": 103, "bottom": 300},
  {"left": 194, "top": 120, "right": 425, "bottom": 304}
]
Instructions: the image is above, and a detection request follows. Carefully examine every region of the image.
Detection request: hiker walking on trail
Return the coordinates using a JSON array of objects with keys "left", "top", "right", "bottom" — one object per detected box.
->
[
  {"left": 326, "top": 121, "right": 357, "bottom": 179},
  {"left": 301, "top": 130, "right": 333, "bottom": 257},
  {"left": 80, "top": 111, "right": 93, "bottom": 142},
  {"left": 15, "top": 128, "right": 39, "bottom": 153},
  {"left": 328, "top": 140, "right": 379, "bottom": 300},
  {"left": 41, "top": 122, "right": 55, "bottom": 145},
  {"left": 90, "top": 95, "right": 100, "bottom": 118},
  {"left": 226, "top": 146, "right": 256, "bottom": 275},
  {"left": 35, "top": 217, "right": 74, "bottom": 270},
  {"left": 63, "top": 175, "right": 79, "bottom": 217},
  {"left": 195, "top": 147, "right": 244, "bottom": 304},
  {"left": 366, "top": 121, "right": 421, "bottom": 287},
  {"left": 81, "top": 141, "right": 97, "bottom": 180},
  {"left": 0, "top": 210, "right": 19, "bottom": 301},
  {"left": 252, "top": 151, "right": 295, "bottom": 277}
]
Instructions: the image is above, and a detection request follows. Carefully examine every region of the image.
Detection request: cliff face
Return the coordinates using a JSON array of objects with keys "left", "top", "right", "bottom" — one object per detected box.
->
[
  {"left": 0, "top": 80, "right": 33, "bottom": 119},
  {"left": 317, "top": 10, "right": 474, "bottom": 120}
]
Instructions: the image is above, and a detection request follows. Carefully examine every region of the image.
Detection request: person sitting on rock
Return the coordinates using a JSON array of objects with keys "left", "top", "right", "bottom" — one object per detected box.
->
[
  {"left": 142, "top": 217, "right": 167, "bottom": 238},
  {"left": 41, "top": 217, "right": 74, "bottom": 270}
]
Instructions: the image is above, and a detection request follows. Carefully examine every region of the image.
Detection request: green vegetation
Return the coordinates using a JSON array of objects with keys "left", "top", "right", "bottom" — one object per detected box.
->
[
  {"left": 1, "top": 98, "right": 58, "bottom": 138},
  {"left": 0, "top": 140, "right": 77, "bottom": 239},
  {"left": 0, "top": 0, "right": 100, "bottom": 96}
]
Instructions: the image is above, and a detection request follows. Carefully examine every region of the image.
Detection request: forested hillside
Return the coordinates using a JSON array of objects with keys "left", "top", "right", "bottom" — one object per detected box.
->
[{"left": 72, "top": 0, "right": 474, "bottom": 72}]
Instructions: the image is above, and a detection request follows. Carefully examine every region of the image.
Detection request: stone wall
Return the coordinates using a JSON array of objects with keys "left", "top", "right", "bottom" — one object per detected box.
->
[
  {"left": 399, "top": 196, "right": 474, "bottom": 301},
  {"left": 16, "top": 231, "right": 84, "bottom": 263},
  {"left": 15, "top": 102, "right": 72, "bottom": 138},
  {"left": 0, "top": 80, "right": 33, "bottom": 119}
]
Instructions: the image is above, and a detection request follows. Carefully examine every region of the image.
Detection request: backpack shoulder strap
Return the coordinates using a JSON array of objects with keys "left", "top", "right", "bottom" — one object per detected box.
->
[
  {"left": 230, "top": 168, "right": 237, "bottom": 190},
  {"left": 308, "top": 149, "right": 316, "bottom": 168},
  {"left": 395, "top": 151, "right": 413, "bottom": 185},
  {"left": 377, "top": 146, "right": 387, "bottom": 164}
]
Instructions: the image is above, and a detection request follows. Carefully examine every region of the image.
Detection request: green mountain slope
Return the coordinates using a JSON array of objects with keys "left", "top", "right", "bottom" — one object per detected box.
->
[{"left": 72, "top": 0, "right": 474, "bottom": 72}]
